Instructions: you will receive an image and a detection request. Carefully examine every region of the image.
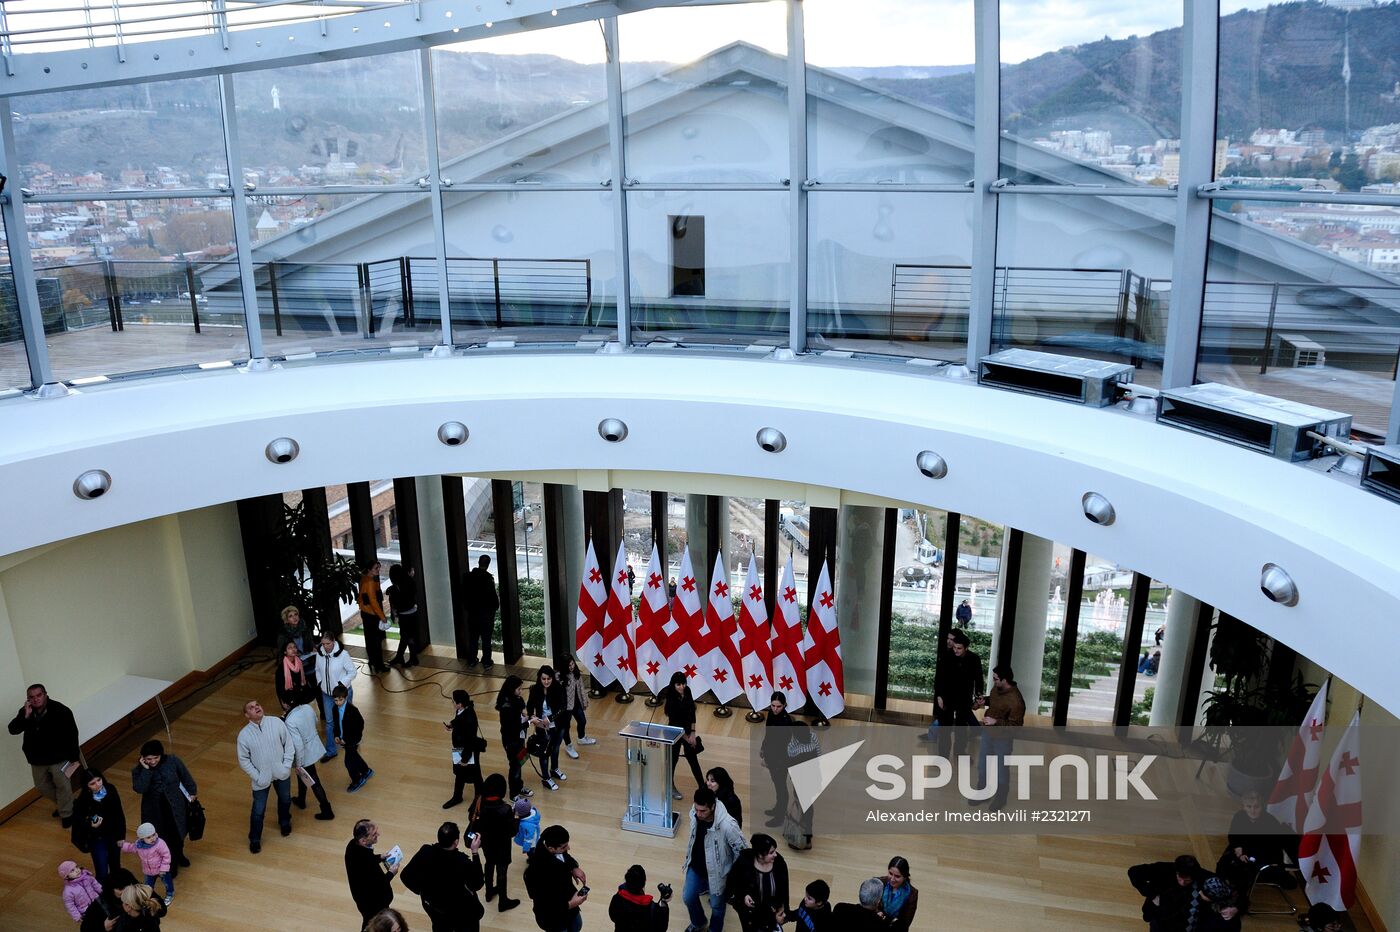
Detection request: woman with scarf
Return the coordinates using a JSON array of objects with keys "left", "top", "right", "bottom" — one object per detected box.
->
[
  {"left": 274, "top": 639, "right": 315, "bottom": 708},
  {"left": 875, "top": 857, "right": 918, "bottom": 931},
  {"left": 71, "top": 768, "right": 127, "bottom": 883}
]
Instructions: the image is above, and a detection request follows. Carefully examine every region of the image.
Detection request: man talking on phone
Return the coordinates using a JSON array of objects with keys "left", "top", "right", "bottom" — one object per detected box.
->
[
  {"left": 524, "top": 824, "right": 588, "bottom": 932},
  {"left": 400, "top": 821, "right": 486, "bottom": 932},
  {"left": 8, "top": 683, "right": 80, "bottom": 828}
]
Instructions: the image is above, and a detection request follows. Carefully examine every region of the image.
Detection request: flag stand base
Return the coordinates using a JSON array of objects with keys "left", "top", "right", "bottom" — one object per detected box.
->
[
  {"left": 713, "top": 705, "right": 733, "bottom": 719},
  {"left": 744, "top": 711, "right": 765, "bottom": 723},
  {"left": 812, "top": 715, "right": 831, "bottom": 728},
  {"left": 615, "top": 692, "right": 635, "bottom": 704},
  {"left": 644, "top": 695, "right": 665, "bottom": 707},
  {"left": 588, "top": 687, "right": 608, "bottom": 698}
]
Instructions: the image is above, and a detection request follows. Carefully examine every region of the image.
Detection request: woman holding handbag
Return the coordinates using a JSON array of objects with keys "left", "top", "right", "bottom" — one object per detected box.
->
[
  {"left": 130, "top": 741, "right": 196, "bottom": 874},
  {"left": 495, "top": 676, "right": 532, "bottom": 799},
  {"left": 663, "top": 672, "right": 705, "bottom": 800},
  {"left": 443, "top": 689, "right": 484, "bottom": 809}
]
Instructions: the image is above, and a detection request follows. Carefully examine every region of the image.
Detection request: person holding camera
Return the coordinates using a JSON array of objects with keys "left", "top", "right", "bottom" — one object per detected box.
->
[
  {"left": 608, "top": 864, "right": 671, "bottom": 932},
  {"left": 727, "top": 834, "right": 789, "bottom": 932},
  {"left": 400, "top": 821, "right": 486, "bottom": 932},
  {"left": 523, "top": 824, "right": 588, "bottom": 932},
  {"left": 444, "top": 690, "right": 485, "bottom": 810}
]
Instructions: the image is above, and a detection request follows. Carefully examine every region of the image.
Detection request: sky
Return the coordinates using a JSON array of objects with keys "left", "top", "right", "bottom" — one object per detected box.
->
[{"left": 446, "top": 0, "right": 1264, "bottom": 67}]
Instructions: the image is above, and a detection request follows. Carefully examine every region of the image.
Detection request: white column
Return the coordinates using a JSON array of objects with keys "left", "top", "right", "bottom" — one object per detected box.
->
[
  {"left": 991, "top": 533, "right": 1054, "bottom": 714},
  {"left": 414, "top": 476, "right": 456, "bottom": 648},
  {"left": 836, "top": 505, "right": 884, "bottom": 697},
  {"left": 965, "top": 0, "right": 1001, "bottom": 367},
  {"left": 1149, "top": 592, "right": 1200, "bottom": 725}
]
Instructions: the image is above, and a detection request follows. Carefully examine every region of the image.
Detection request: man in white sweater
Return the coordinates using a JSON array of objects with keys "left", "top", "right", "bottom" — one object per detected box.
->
[
  {"left": 314, "top": 635, "right": 358, "bottom": 762},
  {"left": 237, "top": 699, "right": 295, "bottom": 854}
]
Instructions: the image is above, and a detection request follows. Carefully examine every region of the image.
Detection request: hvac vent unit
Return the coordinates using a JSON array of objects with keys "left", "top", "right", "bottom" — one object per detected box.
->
[
  {"left": 977, "top": 349, "right": 1134, "bottom": 407},
  {"left": 1156, "top": 383, "right": 1351, "bottom": 462},
  {"left": 1361, "top": 445, "right": 1400, "bottom": 505}
]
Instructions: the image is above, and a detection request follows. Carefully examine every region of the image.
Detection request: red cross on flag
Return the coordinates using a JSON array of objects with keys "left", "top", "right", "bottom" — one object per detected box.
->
[
  {"left": 802, "top": 560, "right": 844, "bottom": 720},
  {"left": 767, "top": 556, "right": 807, "bottom": 709},
  {"left": 635, "top": 544, "right": 674, "bottom": 696},
  {"left": 735, "top": 554, "right": 773, "bottom": 713},
  {"left": 704, "top": 552, "right": 744, "bottom": 707},
  {"left": 1267, "top": 679, "right": 1329, "bottom": 831},
  {"left": 1299, "top": 710, "right": 1363, "bottom": 910},
  {"left": 670, "top": 547, "right": 709, "bottom": 701},
  {"left": 599, "top": 540, "right": 638, "bottom": 692},
  {"left": 575, "top": 538, "right": 614, "bottom": 686}
]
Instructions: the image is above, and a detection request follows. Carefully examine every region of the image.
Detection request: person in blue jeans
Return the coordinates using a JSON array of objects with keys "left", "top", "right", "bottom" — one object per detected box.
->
[
  {"left": 680, "top": 787, "right": 746, "bottom": 932},
  {"left": 314, "top": 635, "right": 358, "bottom": 761},
  {"left": 235, "top": 699, "right": 295, "bottom": 854}
]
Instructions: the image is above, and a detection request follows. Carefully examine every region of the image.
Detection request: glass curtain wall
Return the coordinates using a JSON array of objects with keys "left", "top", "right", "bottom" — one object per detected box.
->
[
  {"left": 803, "top": 0, "right": 975, "bottom": 360},
  {"left": 887, "top": 505, "right": 953, "bottom": 707},
  {"left": 517, "top": 481, "right": 548, "bottom": 656},
  {"left": 0, "top": 218, "right": 32, "bottom": 391}
]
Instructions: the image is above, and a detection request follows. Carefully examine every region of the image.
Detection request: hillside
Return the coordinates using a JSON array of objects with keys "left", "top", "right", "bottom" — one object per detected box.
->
[{"left": 866, "top": 0, "right": 1400, "bottom": 146}]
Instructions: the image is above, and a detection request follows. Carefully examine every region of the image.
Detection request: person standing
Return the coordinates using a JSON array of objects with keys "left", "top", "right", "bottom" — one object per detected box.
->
[
  {"left": 359, "top": 561, "right": 390, "bottom": 673},
  {"left": 8, "top": 683, "right": 80, "bottom": 827},
  {"left": 727, "top": 834, "right": 789, "bottom": 932},
  {"left": 524, "top": 824, "right": 588, "bottom": 932},
  {"left": 401, "top": 821, "right": 486, "bottom": 932},
  {"left": 974, "top": 665, "right": 1025, "bottom": 813},
  {"left": 71, "top": 769, "right": 127, "bottom": 884},
  {"left": 333, "top": 685, "right": 374, "bottom": 793},
  {"left": 955, "top": 600, "right": 972, "bottom": 627},
  {"left": 443, "top": 689, "right": 484, "bottom": 810},
  {"left": 760, "top": 692, "right": 794, "bottom": 828},
  {"left": 556, "top": 656, "right": 596, "bottom": 759},
  {"left": 235, "top": 699, "right": 295, "bottom": 854},
  {"left": 664, "top": 673, "right": 704, "bottom": 801},
  {"left": 314, "top": 634, "right": 358, "bottom": 761},
  {"left": 495, "top": 676, "right": 532, "bottom": 799},
  {"left": 680, "top": 787, "right": 746, "bottom": 932},
  {"left": 608, "top": 864, "right": 672, "bottom": 932},
  {"left": 527, "top": 666, "right": 567, "bottom": 791},
  {"left": 472, "top": 773, "right": 521, "bottom": 912},
  {"left": 346, "top": 819, "right": 399, "bottom": 928},
  {"left": 831, "top": 879, "right": 886, "bottom": 932},
  {"left": 705, "top": 767, "right": 743, "bottom": 830},
  {"left": 130, "top": 741, "right": 196, "bottom": 873},
  {"left": 930, "top": 630, "right": 983, "bottom": 759},
  {"left": 280, "top": 695, "right": 335, "bottom": 822},
  {"left": 388, "top": 564, "right": 423, "bottom": 668},
  {"left": 874, "top": 857, "right": 918, "bottom": 931},
  {"left": 275, "top": 606, "right": 315, "bottom": 664},
  {"left": 274, "top": 639, "right": 316, "bottom": 709},
  {"left": 463, "top": 556, "right": 500, "bottom": 670}
]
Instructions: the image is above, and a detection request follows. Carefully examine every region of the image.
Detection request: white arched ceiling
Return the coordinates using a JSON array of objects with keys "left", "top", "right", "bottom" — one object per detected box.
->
[{"left": 2, "top": 351, "right": 1398, "bottom": 712}]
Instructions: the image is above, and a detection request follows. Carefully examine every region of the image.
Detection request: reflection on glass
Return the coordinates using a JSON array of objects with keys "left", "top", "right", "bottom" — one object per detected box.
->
[
  {"left": 518, "top": 481, "right": 548, "bottom": 656},
  {"left": 22, "top": 198, "right": 250, "bottom": 381},
  {"left": 993, "top": 193, "right": 1173, "bottom": 386},
  {"left": 246, "top": 193, "right": 437, "bottom": 356},
  {"left": 807, "top": 192, "right": 972, "bottom": 359},
  {"left": 1200, "top": 199, "right": 1400, "bottom": 437},
  {"left": 13, "top": 77, "right": 228, "bottom": 193},
  {"left": 625, "top": 490, "right": 655, "bottom": 574},
  {"left": 804, "top": 0, "right": 975, "bottom": 182},
  {"left": 886, "top": 506, "right": 952, "bottom": 709},
  {"left": 1216, "top": 2, "right": 1393, "bottom": 189},
  {"left": 999, "top": 2, "right": 1183, "bottom": 185},
  {"left": 628, "top": 190, "right": 789, "bottom": 342},
  {"left": 621, "top": 3, "right": 789, "bottom": 182},
  {"left": 234, "top": 53, "right": 427, "bottom": 189},
  {"left": 442, "top": 190, "right": 616, "bottom": 342},
  {"left": 433, "top": 25, "right": 608, "bottom": 184},
  {"left": 0, "top": 219, "right": 33, "bottom": 391}
]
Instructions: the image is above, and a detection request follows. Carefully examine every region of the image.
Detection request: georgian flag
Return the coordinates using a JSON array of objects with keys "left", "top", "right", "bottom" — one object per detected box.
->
[
  {"left": 671, "top": 547, "right": 709, "bottom": 701},
  {"left": 635, "top": 544, "right": 674, "bottom": 695},
  {"left": 575, "top": 539, "right": 614, "bottom": 686},
  {"left": 1299, "top": 711, "right": 1363, "bottom": 910},
  {"left": 1267, "top": 679, "right": 1330, "bottom": 831},
  {"left": 736, "top": 554, "right": 773, "bottom": 712},
  {"left": 768, "top": 556, "right": 807, "bottom": 709},
  {"left": 703, "top": 552, "right": 744, "bottom": 706},
  {"left": 599, "top": 540, "right": 638, "bottom": 691},
  {"left": 802, "top": 560, "right": 844, "bottom": 720}
]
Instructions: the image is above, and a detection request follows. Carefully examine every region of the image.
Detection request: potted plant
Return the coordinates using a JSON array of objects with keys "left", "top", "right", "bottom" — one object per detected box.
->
[{"left": 263, "top": 497, "right": 363, "bottom": 640}]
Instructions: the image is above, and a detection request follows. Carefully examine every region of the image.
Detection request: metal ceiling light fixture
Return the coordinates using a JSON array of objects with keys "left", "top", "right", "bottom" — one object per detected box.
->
[
  {"left": 1081, "top": 491, "right": 1116, "bottom": 526},
  {"left": 915, "top": 450, "right": 948, "bottom": 479},
  {"left": 756, "top": 427, "right": 787, "bottom": 453},
  {"left": 1260, "top": 563, "right": 1299, "bottom": 607},
  {"left": 265, "top": 437, "right": 300, "bottom": 464},
  {"left": 437, "top": 421, "right": 469, "bottom": 446},
  {"left": 598, "top": 418, "right": 628, "bottom": 443},
  {"left": 72, "top": 469, "right": 112, "bottom": 500}
]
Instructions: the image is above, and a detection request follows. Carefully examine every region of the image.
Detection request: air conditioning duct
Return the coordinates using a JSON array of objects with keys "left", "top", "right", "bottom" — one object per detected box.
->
[
  {"left": 1155, "top": 383, "right": 1350, "bottom": 462},
  {"left": 977, "top": 349, "right": 1133, "bottom": 407}
]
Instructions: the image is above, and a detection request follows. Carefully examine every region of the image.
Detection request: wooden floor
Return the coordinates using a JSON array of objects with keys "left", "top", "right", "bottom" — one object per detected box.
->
[{"left": 0, "top": 648, "right": 1369, "bottom": 931}]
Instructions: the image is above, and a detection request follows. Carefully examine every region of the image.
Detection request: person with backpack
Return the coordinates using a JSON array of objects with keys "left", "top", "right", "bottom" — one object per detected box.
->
[{"left": 400, "top": 821, "right": 486, "bottom": 932}]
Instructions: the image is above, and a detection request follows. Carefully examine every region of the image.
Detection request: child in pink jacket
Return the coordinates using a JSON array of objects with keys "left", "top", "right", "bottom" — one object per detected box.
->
[
  {"left": 58, "top": 860, "right": 102, "bottom": 922},
  {"left": 120, "top": 822, "right": 174, "bottom": 905}
]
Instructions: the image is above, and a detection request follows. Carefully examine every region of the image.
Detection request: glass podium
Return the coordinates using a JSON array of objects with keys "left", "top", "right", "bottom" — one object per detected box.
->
[{"left": 618, "top": 721, "right": 684, "bottom": 837}]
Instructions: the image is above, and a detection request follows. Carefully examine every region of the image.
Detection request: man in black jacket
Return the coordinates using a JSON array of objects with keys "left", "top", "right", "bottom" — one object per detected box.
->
[
  {"left": 1128, "top": 854, "right": 1211, "bottom": 930},
  {"left": 8, "top": 683, "right": 80, "bottom": 827},
  {"left": 524, "top": 824, "right": 588, "bottom": 932},
  {"left": 401, "top": 821, "right": 486, "bottom": 932},
  {"left": 923, "top": 630, "right": 982, "bottom": 758},
  {"left": 463, "top": 556, "right": 500, "bottom": 670},
  {"left": 830, "top": 878, "right": 885, "bottom": 932},
  {"left": 608, "top": 864, "right": 670, "bottom": 932},
  {"left": 346, "top": 819, "right": 398, "bottom": 927}
]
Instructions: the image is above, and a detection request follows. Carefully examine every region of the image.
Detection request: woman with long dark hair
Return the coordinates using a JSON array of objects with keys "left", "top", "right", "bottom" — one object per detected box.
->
[
  {"left": 443, "top": 689, "right": 483, "bottom": 809},
  {"left": 72, "top": 768, "right": 126, "bottom": 883},
  {"left": 663, "top": 671, "right": 704, "bottom": 800},
  {"left": 705, "top": 767, "right": 743, "bottom": 830},
  {"left": 876, "top": 856, "right": 919, "bottom": 930},
  {"left": 470, "top": 772, "right": 521, "bottom": 913},
  {"left": 495, "top": 676, "right": 532, "bottom": 799},
  {"left": 555, "top": 655, "right": 595, "bottom": 759},
  {"left": 274, "top": 639, "right": 314, "bottom": 708},
  {"left": 727, "top": 833, "right": 790, "bottom": 932},
  {"left": 526, "top": 666, "right": 567, "bottom": 791},
  {"left": 387, "top": 563, "right": 421, "bottom": 667}
]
